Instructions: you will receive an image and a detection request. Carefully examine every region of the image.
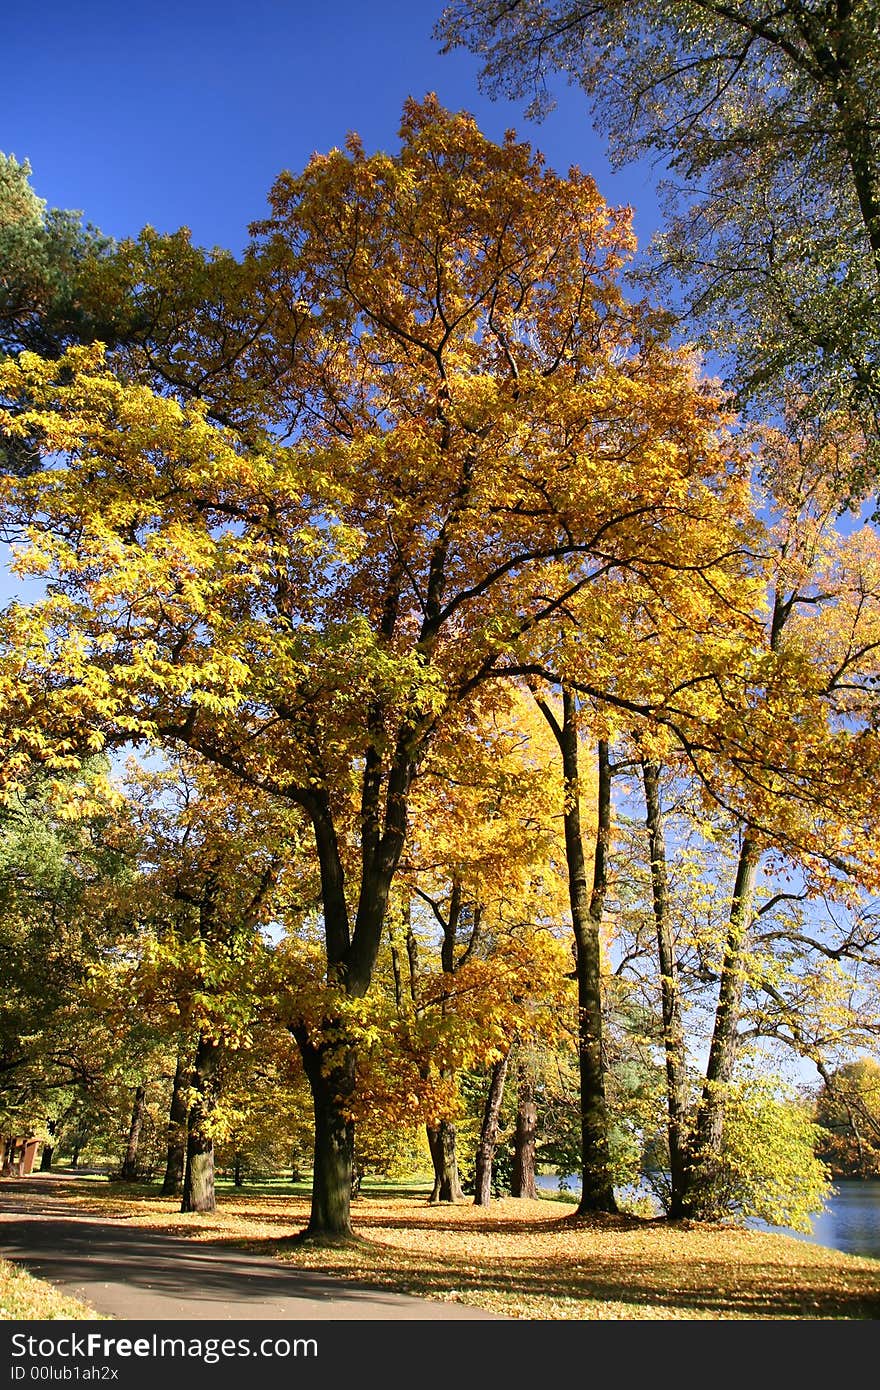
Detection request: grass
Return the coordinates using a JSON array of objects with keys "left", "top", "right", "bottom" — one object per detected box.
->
[
  {"left": 5, "top": 1170, "right": 879, "bottom": 1320},
  {"left": 0, "top": 1256, "right": 105, "bottom": 1321}
]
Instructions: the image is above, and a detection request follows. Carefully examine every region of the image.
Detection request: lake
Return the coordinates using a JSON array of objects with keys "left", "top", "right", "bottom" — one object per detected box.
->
[
  {"left": 536, "top": 1176, "right": 880, "bottom": 1261},
  {"left": 751, "top": 1179, "right": 880, "bottom": 1261}
]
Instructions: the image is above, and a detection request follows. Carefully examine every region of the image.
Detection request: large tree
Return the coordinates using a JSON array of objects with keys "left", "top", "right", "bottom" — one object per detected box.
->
[
  {"left": 0, "top": 98, "right": 754, "bottom": 1238},
  {"left": 437, "top": 1, "right": 880, "bottom": 496}
]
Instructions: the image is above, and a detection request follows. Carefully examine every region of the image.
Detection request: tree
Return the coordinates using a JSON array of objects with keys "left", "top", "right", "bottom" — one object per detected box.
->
[
  {"left": 395, "top": 687, "right": 568, "bottom": 1203},
  {"left": 0, "top": 153, "right": 116, "bottom": 361},
  {"left": 118, "top": 756, "right": 301, "bottom": 1212},
  {"left": 532, "top": 687, "right": 617, "bottom": 1212},
  {"left": 815, "top": 1058, "right": 880, "bottom": 1177},
  {"left": 0, "top": 98, "right": 757, "bottom": 1238},
  {"left": 0, "top": 759, "right": 142, "bottom": 1152},
  {"left": 437, "top": 2, "right": 880, "bottom": 496},
  {"left": 691, "top": 1073, "right": 831, "bottom": 1232}
]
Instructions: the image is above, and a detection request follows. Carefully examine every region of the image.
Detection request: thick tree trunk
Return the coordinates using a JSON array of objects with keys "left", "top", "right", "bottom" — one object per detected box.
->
[
  {"left": 296, "top": 1028, "right": 357, "bottom": 1239},
  {"left": 473, "top": 1049, "right": 511, "bottom": 1205},
  {"left": 540, "top": 688, "right": 617, "bottom": 1214},
  {"left": 681, "top": 837, "right": 761, "bottom": 1218},
  {"left": 294, "top": 780, "right": 406, "bottom": 1239},
  {"left": 427, "top": 1118, "right": 464, "bottom": 1203},
  {"left": 119, "top": 1083, "right": 146, "bottom": 1182},
  {"left": 511, "top": 1069, "right": 538, "bottom": 1199},
  {"left": 641, "top": 758, "right": 690, "bottom": 1219},
  {"left": 181, "top": 1035, "right": 220, "bottom": 1214},
  {"left": 349, "top": 1122, "right": 362, "bottom": 1198},
  {"left": 161, "top": 1049, "right": 189, "bottom": 1197}
]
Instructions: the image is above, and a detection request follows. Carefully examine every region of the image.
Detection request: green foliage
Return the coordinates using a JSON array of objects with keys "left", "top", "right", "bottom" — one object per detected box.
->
[
  {"left": 0, "top": 152, "right": 115, "bottom": 360},
  {"left": 685, "top": 1076, "right": 833, "bottom": 1232}
]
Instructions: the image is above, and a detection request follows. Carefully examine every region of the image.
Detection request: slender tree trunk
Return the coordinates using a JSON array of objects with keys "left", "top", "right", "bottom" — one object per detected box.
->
[
  {"left": 538, "top": 687, "right": 617, "bottom": 1214},
  {"left": 423, "top": 879, "right": 478, "bottom": 1206},
  {"left": 161, "top": 1048, "right": 189, "bottom": 1197},
  {"left": 511, "top": 1068, "right": 538, "bottom": 1199},
  {"left": 473, "top": 1049, "right": 512, "bottom": 1206},
  {"left": 427, "top": 1118, "right": 464, "bottom": 1203},
  {"left": 681, "top": 837, "right": 761, "bottom": 1218},
  {"left": 295, "top": 1027, "right": 357, "bottom": 1239},
  {"left": 641, "top": 757, "right": 690, "bottom": 1219},
  {"left": 39, "top": 1120, "right": 56, "bottom": 1172},
  {"left": 70, "top": 1143, "right": 80, "bottom": 1169},
  {"left": 119, "top": 1083, "right": 146, "bottom": 1182},
  {"left": 181, "top": 1035, "right": 220, "bottom": 1214}
]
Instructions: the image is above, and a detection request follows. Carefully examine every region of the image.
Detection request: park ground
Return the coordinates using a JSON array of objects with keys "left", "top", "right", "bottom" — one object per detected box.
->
[{"left": 2, "top": 1173, "right": 880, "bottom": 1321}]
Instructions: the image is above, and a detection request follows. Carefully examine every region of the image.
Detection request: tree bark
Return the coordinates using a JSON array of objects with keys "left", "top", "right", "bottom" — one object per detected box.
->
[
  {"left": 473, "top": 1049, "right": 511, "bottom": 1205},
  {"left": 119, "top": 1083, "right": 147, "bottom": 1182},
  {"left": 681, "top": 836, "right": 761, "bottom": 1218},
  {"left": 537, "top": 688, "right": 617, "bottom": 1214},
  {"left": 295, "top": 1027, "right": 357, "bottom": 1239},
  {"left": 641, "top": 757, "right": 690, "bottom": 1218},
  {"left": 427, "top": 1118, "right": 464, "bottom": 1203},
  {"left": 511, "top": 1068, "right": 538, "bottom": 1199},
  {"left": 161, "top": 1048, "right": 189, "bottom": 1197},
  {"left": 181, "top": 1035, "right": 220, "bottom": 1214}
]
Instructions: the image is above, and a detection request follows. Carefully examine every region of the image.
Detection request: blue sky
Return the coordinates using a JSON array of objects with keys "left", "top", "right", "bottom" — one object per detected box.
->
[{"left": 4, "top": 0, "right": 662, "bottom": 255}]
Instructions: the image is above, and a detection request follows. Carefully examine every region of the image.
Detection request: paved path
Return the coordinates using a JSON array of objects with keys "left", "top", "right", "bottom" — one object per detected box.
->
[{"left": 0, "top": 1179, "right": 501, "bottom": 1321}]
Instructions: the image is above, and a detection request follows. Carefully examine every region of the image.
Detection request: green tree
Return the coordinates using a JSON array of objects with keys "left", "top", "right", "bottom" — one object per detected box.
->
[{"left": 437, "top": 1, "right": 880, "bottom": 495}]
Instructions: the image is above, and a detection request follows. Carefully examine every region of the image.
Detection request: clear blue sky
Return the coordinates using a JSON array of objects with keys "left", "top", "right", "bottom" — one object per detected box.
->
[{"left": 4, "top": 0, "right": 662, "bottom": 255}]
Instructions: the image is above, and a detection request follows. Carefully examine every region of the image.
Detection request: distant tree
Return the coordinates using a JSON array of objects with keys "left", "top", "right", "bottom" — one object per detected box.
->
[{"left": 815, "top": 1058, "right": 880, "bottom": 1178}]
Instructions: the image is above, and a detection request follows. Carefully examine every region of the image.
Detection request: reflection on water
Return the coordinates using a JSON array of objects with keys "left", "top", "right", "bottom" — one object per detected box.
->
[{"left": 537, "top": 1175, "right": 880, "bottom": 1261}]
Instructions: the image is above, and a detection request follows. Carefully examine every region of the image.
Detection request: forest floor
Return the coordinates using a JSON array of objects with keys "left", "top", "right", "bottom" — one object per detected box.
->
[{"left": 2, "top": 1173, "right": 880, "bottom": 1320}]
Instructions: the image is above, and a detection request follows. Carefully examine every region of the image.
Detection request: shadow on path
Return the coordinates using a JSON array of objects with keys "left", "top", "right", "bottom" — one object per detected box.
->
[{"left": 0, "top": 1182, "right": 502, "bottom": 1321}]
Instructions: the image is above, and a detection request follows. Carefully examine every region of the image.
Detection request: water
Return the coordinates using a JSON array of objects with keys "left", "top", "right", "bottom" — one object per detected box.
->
[
  {"left": 536, "top": 1175, "right": 880, "bottom": 1261},
  {"left": 751, "top": 1180, "right": 880, "bottom": 1261}
]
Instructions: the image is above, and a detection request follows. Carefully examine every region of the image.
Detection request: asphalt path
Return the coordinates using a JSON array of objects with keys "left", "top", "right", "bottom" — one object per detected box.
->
[{"left": 0, "top": 1178, "right": 502, "bottom": 1321}]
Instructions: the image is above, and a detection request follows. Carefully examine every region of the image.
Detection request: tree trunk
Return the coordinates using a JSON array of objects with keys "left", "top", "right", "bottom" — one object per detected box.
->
[
  {"left": 119, "top": 1084, "right": 146, "bottom": 1182},
  {"left": 39, "top": 1120, "right": 56, "bottom": 1173},
  {"left": 427, "top": 1118, "right": 464, "bottom": 1203},
  {"left": 349, "top": 1122, "right": 362, "bottom": 1198},
  {"left": 161, "top": 1049, "right": 189, "bottom": 1197},
  {"left": 181, "top": 1034, "right": 220, "bottom": 1214},
  {"left": 538, "top": 688, "right": 617, "bottom": 1214},
  {"left": 511, "top": 1068, "right": 538, "bottom": 1199},
  {"left": 473, "top": 1049, "right": 511, "bottom": 1206},
  {"left": 295, "top": 1027, "right": 357, "bottom": 1239},
  {"left": 641, "top": 757, "right": 690, "bottom": 1219},
  {"left": 681, "top": 837, "right": 761, "bottom": 1218}
]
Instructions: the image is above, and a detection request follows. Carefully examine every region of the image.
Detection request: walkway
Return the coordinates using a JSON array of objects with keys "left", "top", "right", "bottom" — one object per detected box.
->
[{"left": 0, "top": 1178, "right": 502, "bottom": 1320}]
